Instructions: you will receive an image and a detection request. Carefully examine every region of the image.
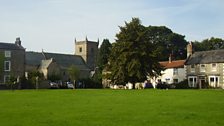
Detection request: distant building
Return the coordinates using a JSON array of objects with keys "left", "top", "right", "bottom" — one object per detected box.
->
[
  {"left": 74, "top": 37, "right": 99, "bottom": 70},
  {"left": 0, "top": 38, "right": 25, "bottom": 84},
  {"left": 185, "top": 42, "right": 224, "bottom": 88},
  {"left": 25, "top": 51, "right": 91, "bottom": 81}
]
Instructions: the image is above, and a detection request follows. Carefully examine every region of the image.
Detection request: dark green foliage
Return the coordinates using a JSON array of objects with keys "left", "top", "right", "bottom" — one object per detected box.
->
[
  {"left": 97, "top": 39, "right": 112, "bottom": 72},
  {"left": 146, "top": 26, "right": 187, "bottom": 61},
  {"left": 109, "top": 18, "right": 163, "bottom": 84},
  {"left": 193, "top": 37, "right": 224, "bottom": 51},
  {"left": 0, "top": 52, "right": 4, "bottom": 77},
  {"left": 79, "top": 78, "right": 102, "bottom": 88},
  {"left": 174, "top": 79, "right": 190, "bottom": 89}
]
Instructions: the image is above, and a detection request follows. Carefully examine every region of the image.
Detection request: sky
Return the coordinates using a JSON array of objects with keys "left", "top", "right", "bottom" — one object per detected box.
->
[{"left": 0, "top": 0, "right": 224, "bottom": 54}]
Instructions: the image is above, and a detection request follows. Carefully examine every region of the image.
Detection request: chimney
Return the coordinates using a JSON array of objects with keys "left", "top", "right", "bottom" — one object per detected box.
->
[
  {"left": 169, "top": 54, "right": 172, "bottom": 63},
  {"left": 187, "top": 42, "right": 193, "bottom": 58},
  {"left": 15, "top": 37, "right": 21, "bottom": 46}
]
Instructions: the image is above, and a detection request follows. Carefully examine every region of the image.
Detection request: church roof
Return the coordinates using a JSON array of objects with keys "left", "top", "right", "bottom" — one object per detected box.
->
[
  {"left": 26, "top": 51, "right": 90, "bottom": 70},
  {"left": 185, "top": 49, "right": 224, "bottom": 65}
]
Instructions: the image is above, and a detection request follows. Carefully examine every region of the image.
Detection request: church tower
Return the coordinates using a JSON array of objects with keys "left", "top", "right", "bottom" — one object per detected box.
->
[{"left": 74, "top": 37, "right": 99, "bottom": 70}]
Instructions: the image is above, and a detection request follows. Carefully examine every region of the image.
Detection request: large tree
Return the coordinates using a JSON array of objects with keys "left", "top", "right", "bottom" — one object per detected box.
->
[
  {"left": 108, "top": 18, "right": 163, "bottom": 85},
  {"left": 145, "top": 26, "right": 187, "bottom": 61}
]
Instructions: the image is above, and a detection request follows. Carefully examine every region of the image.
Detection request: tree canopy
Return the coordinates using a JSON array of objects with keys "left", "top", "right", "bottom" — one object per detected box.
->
[
  {"left": 145, "top": 26, "right": 187, "bottom": 61},
  {"left": 193, "top": 37, "right": 224, "bottom": 51},
  {"left": 108, "top": 18, "right": 163, "bottom": 84}
]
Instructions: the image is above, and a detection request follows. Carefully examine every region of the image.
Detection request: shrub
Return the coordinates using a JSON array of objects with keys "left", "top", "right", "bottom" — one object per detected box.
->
[{"left": 174, "top": 79, "right": 190, "bottom": 89}]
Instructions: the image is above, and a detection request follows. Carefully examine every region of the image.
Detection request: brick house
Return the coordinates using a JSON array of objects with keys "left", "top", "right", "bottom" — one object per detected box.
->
[
  {"left": 185, "top": 43, "right": 224, "bottom": 89},
  {"left": 0, "top": 38, "right": 25, "bottom": 84}
]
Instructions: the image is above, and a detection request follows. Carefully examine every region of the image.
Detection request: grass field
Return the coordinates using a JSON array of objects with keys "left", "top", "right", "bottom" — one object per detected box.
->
[{"left": 0, "top": 89, "right": 224, "bottom": 126}]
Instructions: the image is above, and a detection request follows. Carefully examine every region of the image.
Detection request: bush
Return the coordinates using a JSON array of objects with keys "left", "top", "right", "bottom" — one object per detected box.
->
[
  {"left": 174, "top": 79, "right": 190, "bottom": 89},
  {"left": 156, "top": 82, "right": 170, "bottom": 89},
  {"left": 78, "top": 78, "right": 102, "bottom": 89}
]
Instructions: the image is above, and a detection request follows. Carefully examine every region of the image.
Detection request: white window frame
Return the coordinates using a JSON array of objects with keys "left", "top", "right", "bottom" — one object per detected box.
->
[
  {"left": 4, "top": 61, "right": 11, "bottom": 71},
  {"left": 200, "top": 64, "right": 206, "bottom": 72},
  {"left": 4, "top": 75, "right": 10, "bottom": 83},
  {"left": 5, "top": 51, "right": 11, "bottom": 58},
  {"left": 188, "top": 76, "right": 197, "bottom": 87},
  {"left": 208, "top": 76, "right": 219, "bottom": 87},
  {"left": 211, "top": 63, "right": 217, "bottom": 71}
]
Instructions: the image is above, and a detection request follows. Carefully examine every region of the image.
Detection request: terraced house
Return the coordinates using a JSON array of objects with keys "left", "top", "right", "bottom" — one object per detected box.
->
[
  {"left": 0, "top": 38, "right": 25, "bottom": 84},
  {"left": 185, "top": 43, "right": 224, "bottom": 89}
]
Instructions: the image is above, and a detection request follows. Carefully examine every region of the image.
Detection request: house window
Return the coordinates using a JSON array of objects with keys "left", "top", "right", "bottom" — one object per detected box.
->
[
  {"left": 173, "top": 68, "right": 178, "bottom": 75},
  {"left": 200, "top": 64, "right": 205, "bottom": 72},
  {"left": 4, "top": 75, "right": 10, "bottom": 83},
  {"left": 188, "top": 76, "right": 197, "bottom": 87},
  {"left": 4, "top": 61, "right": 11, "bottom": 71},
  {"left": 5, "top": 51, "right": 11, "bottom": 57},
  {"left": 190, "top": 65, "right": 195, "bottom": 72},
  {"left": 173, "top": 79, "right": 178, "bottom": 84},
  {"left": 211, "top": 63, "right": 217, "bottom": 71},
  {"left": 209, "top": 76, "right": 219, "bottom": 87},
  {"left": 79, "top": 47, "right": 82, "bottom": 53}
]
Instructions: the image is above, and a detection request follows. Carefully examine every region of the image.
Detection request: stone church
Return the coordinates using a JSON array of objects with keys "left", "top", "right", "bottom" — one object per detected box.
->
[{"left": 0, "top": 37, "right": 99, "bottom": 85}]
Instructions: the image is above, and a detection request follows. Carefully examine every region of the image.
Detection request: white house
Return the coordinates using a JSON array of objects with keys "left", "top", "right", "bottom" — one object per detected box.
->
[{"left": 150, "top": 56, "right": 186, "bottom": 85}]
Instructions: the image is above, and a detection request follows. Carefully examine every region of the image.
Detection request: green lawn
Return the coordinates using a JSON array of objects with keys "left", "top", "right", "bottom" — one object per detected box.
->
[{"left": 0, "top": 89, "right": 224, "bottom": 126}]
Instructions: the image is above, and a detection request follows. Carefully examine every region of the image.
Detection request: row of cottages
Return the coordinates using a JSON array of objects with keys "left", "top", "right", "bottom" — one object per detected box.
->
[
  {"left": 153, "top": 42, "right": 224, "bottom": 89},
  {"left": 0, "top": 37, "right": 99, "bottom": 86},
  {"left": 185, "top": 43, "right": 224, "bottom": 88}
]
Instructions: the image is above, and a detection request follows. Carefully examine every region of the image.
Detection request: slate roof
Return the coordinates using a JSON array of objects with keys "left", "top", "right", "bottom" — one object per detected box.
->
[
  {"left": 185, "top": 50, "right": 224, "bottom": 65},
  {"left": 0, "top": 42, "right": 25, "bottom": 50},
  {"left": 26, "top": 51, "right": 90, "bottom": 70},
  {"left": 160, "top": 60, "right": 185, "bottom": 68}
]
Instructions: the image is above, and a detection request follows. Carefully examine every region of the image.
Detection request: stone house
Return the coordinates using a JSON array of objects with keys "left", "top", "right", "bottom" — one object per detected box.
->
[
  {"left": 25, "top": 51, "right": 91, "bottom": 81},
  {"left": 185, "top": 43, "right": 224, "bottom": 88},
  {"left": 0, "top": 38, "right": 25, "bottom": 84}
]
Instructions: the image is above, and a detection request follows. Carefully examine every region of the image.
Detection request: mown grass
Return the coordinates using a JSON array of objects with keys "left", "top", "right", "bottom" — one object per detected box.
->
[{"left": 0, "top": 89, "right": 224, "bottom": 126}]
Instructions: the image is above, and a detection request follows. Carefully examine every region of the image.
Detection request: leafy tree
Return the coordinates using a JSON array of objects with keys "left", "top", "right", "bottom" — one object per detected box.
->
[
  {"left": 192, "top": 37, "right": 224, "bottom": 52},
  {"left": 68, "top": 65, "right": 80, "bottom": 83},
  {"left": 108, "top": 18, "right": 163, "bottom": 85},
  {"left": 97, "top": 39, "right": 112, "bottom": 72},
  {"left": 145, "top": 26, "right": 187, "bottom": 61}
]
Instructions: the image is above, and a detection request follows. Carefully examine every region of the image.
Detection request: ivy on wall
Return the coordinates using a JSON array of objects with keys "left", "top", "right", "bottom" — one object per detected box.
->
[{"left": 0, "top": 52, "right": 5, "bottom": 79}]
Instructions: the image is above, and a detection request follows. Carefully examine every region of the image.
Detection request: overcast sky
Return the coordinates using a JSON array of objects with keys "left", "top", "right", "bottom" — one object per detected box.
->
[{"left": 0, "top": 0, "right": 223, "bottom": 54}]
